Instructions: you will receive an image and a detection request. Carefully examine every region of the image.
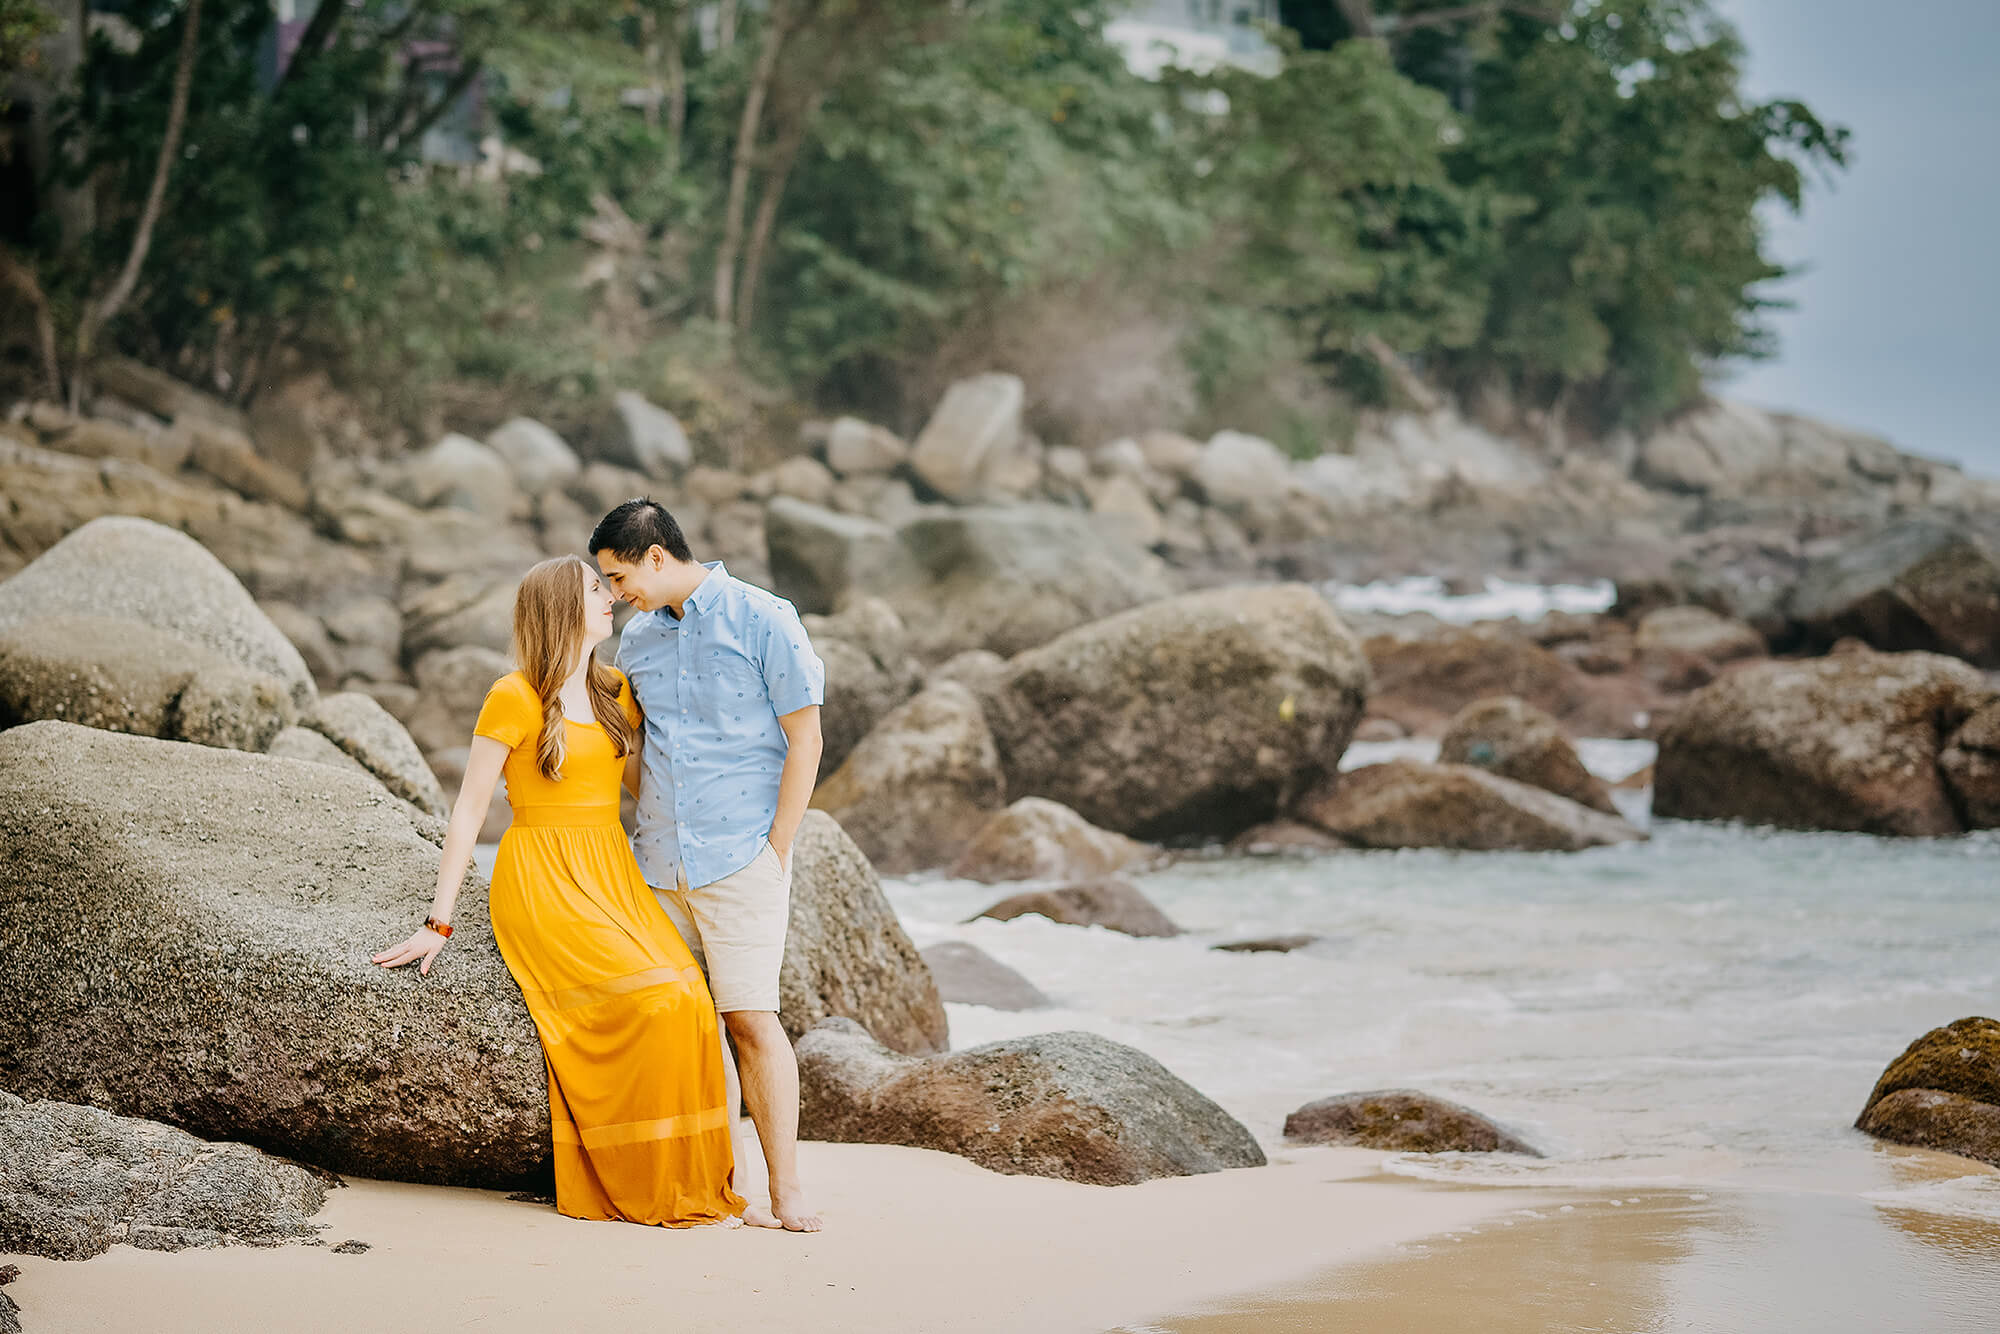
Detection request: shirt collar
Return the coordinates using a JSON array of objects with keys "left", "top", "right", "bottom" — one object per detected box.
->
[{"left": 684, "top": 561, "right": 728, "bottom": 615}]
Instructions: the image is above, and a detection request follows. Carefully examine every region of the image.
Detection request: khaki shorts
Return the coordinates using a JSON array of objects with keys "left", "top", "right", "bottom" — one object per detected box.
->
[{"left": 652, "top": 841, "right": 792, "bottom": 1014}]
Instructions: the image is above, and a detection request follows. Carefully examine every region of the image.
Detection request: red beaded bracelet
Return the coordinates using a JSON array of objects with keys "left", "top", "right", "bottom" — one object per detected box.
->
[{"left": 424, "top": 917, "right": 453, "bottom": 939}]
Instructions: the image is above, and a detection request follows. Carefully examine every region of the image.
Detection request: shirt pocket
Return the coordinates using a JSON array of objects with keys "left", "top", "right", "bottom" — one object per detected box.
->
[{"left": 698, "top": 646, "right": 766, "bottom": 725}]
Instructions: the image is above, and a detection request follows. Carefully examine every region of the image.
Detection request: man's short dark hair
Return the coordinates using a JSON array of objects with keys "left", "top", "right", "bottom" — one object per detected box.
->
[{"left": 590, "top": 498, "right": 693, "bottom": 564}]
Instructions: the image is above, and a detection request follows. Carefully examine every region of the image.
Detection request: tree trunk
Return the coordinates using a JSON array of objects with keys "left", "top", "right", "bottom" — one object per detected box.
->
[
  {"left": 712, "top": 0, "right": 788, "bottom": 328},
  {"left": 664, "top": 2, "right": 688, "bottom": 170},
  {"left": 70, "top": 0, "right": 204, "bottom": 410},
  {"left": 0, "top": 244, "right": 62, "bottom": 400},
  {"left": 734, "top": 89, "right": 823, "bottom": 334},
  {"left": 717, "top": 0, "right": 739, "bottom": 49},
  {"left": 639, "top": 8, "right": 661, "bottom": 129},
  {"left": 37, "top": 0, "right": 92, "bottom": 253}
]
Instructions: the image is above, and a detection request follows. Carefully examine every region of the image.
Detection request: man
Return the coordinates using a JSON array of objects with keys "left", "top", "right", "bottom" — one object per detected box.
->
[{"left": 589, "top": 498, "right": 826, "bottom": 1233}]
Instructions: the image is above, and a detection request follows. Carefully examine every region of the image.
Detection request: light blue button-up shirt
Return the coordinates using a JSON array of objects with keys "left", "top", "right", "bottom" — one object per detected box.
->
[{"left": 617, "top": 562, "right": 826, "bottom": 890}]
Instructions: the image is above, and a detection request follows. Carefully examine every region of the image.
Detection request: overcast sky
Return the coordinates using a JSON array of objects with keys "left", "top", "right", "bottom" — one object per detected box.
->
[{"left": 1709, "top": 0, "right": 2000, "bottom": 477}]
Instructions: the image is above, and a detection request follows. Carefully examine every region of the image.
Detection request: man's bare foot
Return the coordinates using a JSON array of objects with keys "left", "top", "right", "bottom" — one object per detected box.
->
[
  {"left": 772, "top": 1182, "right": 823, "bottom": 1232},
  {"left": 741, "top": 1203, "right": 784, "bottom": 1229}
]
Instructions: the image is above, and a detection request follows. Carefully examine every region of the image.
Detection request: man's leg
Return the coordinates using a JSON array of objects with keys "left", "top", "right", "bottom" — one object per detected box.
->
[
  {"left": 722, "top": 1008, "right": 822, "bottom": 1232},
  {"left": 652, "top": 880, "right": 742, "bottom": 1129}
]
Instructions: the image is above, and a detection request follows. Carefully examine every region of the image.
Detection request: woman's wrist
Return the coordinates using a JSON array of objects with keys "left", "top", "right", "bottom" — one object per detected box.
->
[{"left": 423, "top": 916, "right": 453, "bottom": 938}]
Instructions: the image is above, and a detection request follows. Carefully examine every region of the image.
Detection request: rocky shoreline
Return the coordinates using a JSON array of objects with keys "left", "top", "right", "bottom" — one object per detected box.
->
[{"left": 4, "top": 363, "right": 2000, "bottom": 1269}]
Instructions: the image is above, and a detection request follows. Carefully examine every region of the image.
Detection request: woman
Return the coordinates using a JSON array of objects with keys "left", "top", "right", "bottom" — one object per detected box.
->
[{"left": 374, "top": 555, "right": 767, "bottom": 1229}]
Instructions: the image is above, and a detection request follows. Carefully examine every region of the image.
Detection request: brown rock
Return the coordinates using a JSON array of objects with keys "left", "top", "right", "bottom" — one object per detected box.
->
[
  {"left": 779, "top": 811, "right": 948, "bottom": 1054},
  {"left": 403, "top": 645, "right": 513, "bottom": 756},
  {"left": 809, "top": 683, "right": 1004, "bottom": 874},
  {"left": 973, "top": 878, "right": 1181, "bottom": 938},
  {"left": 1227, "top": 821, "right": 1353, "bottom": 853},
  {"left": 949, "top": 797, "right": 1157, "bottom": 884},
  {"left": 311, "top": 691, "right": 449, "bottom": 818},
  {"left": 1941, "top": 701, "right": 2000, "bottom": 829},
  {"left": 1213, "top": 933, "right": 1319, "bottom": 953},
  {"left": 41, "top": 416, "right": 191, "bottom": 472},
  {"left": 188, "top": 424, "right": 310, "bottom": 512},
  {"left": 1654, "top": 652, "right": 1995, "bottom": 836},
  {"left": 1437, "top": 696, "right": 1618, "bottom": 815},
  {"left": 984, "top": 584, "right": 1370, "bottom": 840},
  {"left": 1300, "top": 759, "right": 1645, "bottom": 852},
  {"left": 1284, "top": 1089, "right": 1539, "bottom": 1155},
  {"left": 797, "top": 1018, "right": 1265, "bottom": 1184},
  {"left": 1788, "top": 520, "right": 2000, "bottom": 666},
  {"left": 1633, "top": 605, "right": 1767, "bottom": 665},
  {"left": 1365, "top": 626, "right": 1650, "bottom": 738},
  {"left": 1855, "top": 1017, "right": 2000, "bottom": 1167}
]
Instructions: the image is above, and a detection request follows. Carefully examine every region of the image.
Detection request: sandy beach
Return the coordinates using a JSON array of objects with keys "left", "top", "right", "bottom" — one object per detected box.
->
[{"left": 3, "top": 1137, "right": 1532, "bottom": 1334}]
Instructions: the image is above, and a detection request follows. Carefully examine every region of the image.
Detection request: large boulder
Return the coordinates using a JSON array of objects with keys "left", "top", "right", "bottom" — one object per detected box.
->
[
  {"left": 607, "top": 391, "right": 692, "bottom": 478},
  {"left": 949, "top": 797, "right": 1157, "bottom": 884},
  {"left": 1786, "top": 521, "right": 2000, "bottom": 667},
  {"left": 1283, "top": 1090, "right": 1539, "bottom": 1155},
  {"left": 778, "top": 811, "right": 948, "bottom": 1054},
  {"left": 486, "top": 417, "right": 582, "bottom": 496},
  {"left": 1437, "top": 696, "right": 1618, "bottom": 815},
  {"left": 797, "top": 1018, "right": 1265, "bottom": 1184},
  {"left": 1299, "top": 760, "right": 1645, "bottom": 852},
  {"left": 1941, "top": 701, "right": 2000, "bottom": 829},
  {"left": 401, "top": 573, "right": 519, "bottom": 663},
  {"left": 888, "top": 505, "right": 1179, "bottom": 660},
  {"left": 311, "top": 691, "right": 449, "bottom": 817},
  {"left": 824, "top": 416, "right": 908, "bottom": 476},
  {"left": 973, "top": 878, "right": 1182, "bottom": 938},
  {"left": 813, "top": 643, "right": 923, "bottom": 778},
  {"left": 1855, "top": 1018, "right": 2000, "bottom": 1167},
  {"left": 765, "top": 498, "right": 917, "bottom": 617},
  {"left": 0, "top": 616, "right": 296, "bottom": 752},
  {"left": 389, "top": 433, "right": 521, "bottom": 520},
  {"left": 808, "top": 683, "right": 1005, "bottom": 875},
  {"left": 918, "top": 942, "right": 1050, "bottom": 1011},
  {"left": 1191, "top": 430, "right": 1291, "bottom": 533},
  {"left": 908, "top": 372, "right": 1025, "bottom": 502},
  {"left": 981, "top": 584, "right": 1369, "bottom": 840},
  {"left": 0, "top": 1092, "right": 330, "bottom": 1260},
  {"left": 0, "top": 515, "right": 317, "bottom": 714},
  {"left": 1653, "top": 651, "right": 1996, "bottom": 836},
  {"left": 0, "top": 722, "right": 550, "bottom": 1188},
  {"left": 187, "top": 423, "right": 309, "bottom": 512}
]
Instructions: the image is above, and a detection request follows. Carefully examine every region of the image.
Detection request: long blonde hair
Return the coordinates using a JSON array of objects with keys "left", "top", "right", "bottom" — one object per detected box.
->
[{"left": 512, "top": 556, "right": 637, "bottom": 781}]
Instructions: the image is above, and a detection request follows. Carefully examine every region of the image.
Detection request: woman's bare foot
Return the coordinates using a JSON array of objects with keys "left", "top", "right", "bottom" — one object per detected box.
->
[
  {"left": 740, "top": 1203, "right": 785, "bottom": 1229},
  {"left": 772, "top": 1182, "right": 824, "bottom": 1232}
]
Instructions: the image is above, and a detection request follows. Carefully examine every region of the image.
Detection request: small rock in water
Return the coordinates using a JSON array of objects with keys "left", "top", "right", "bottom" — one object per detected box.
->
[
  {"left": 1284, "top": 1089, "right": 1540, "bottom": 1156},
  {"left": 971, "top": 878, "right": 1181, "bottom": 938},
  {"left": 332, "top": 1239, "right": 372, "bottom": 1254},
  {"left": 919, "top": 942, "right": 1049, "bottom": 1011},
  {"left": 1213, "top": 934, "right": 1320, "bottom": 954},
  {"left": 1227, "top": 820, "right": 1351, "bottom": 853}
]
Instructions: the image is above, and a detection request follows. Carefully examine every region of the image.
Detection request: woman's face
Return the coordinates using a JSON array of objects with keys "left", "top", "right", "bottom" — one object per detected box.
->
[{"left": 582, "top": 566, "right": 618, "bottom": 649}]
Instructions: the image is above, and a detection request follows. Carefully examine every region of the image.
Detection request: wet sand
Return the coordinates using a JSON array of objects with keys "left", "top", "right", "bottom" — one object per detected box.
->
[
  {"left": 3, "top": 1139, "right": 1529, "bottom": 1334},
  {"left": 1147, "top": 1174, "right": 2000, "bottom": 1334}
]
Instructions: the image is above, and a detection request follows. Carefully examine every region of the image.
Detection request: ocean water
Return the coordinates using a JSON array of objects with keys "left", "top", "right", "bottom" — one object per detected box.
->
[
  {"left": 886, "top": 762, "right": 2000, "bottom": 1228},
  {"left": 1326, "top": 574, "right": 1617, "bottom": 623}
]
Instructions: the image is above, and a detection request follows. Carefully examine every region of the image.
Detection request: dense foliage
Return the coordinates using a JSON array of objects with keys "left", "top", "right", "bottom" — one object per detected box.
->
[{"left": 3, "top": 0, "right": 1847, "bottom": 444}]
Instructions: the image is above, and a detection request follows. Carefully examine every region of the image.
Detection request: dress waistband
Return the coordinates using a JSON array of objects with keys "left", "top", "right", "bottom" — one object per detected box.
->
[{"left": 508, "top": 805, "right": 622, "bottom": 829}]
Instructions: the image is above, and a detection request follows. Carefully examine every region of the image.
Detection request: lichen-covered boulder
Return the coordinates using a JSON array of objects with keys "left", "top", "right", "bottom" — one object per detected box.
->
[
  {"left": 1633, "top": 605, "right": 1767, "bottom": 665},
  {"left": 1654, "top": 651, "right": 1995, "bottom": 835},
  {"left": 778, "top": 812, "right": 948, "bottom": 1054},
  {"left": 1855, "top": 1018, "right": 2000, "bottom": 1167},
  {"left": 1941, "top": 701, "right": 2000, "bottom": 829},
  {"left": 982, "top": 584, "right": 1369, "bottom": 840},
  {"left": 1437, "top": 696, "right": 1618, "bottom": 815},
  {"left": 1284, "top": 1089, "right": 1539, "bottom": 1155},
  {"left": 797, "top": 1018, "right": 1265, "bottom": 1184},
  {"left": 0, "top": 1092, "right": 331, "bottom": 1260},
  {"left": 0, "top": 721, "right": 550, "bottom": 1188},
  {"left": 309, "top": 691, "right": 449, "bottom": 818},
  {"left": 1787, "top": 521, "right": 2000, "bottom": 666}
]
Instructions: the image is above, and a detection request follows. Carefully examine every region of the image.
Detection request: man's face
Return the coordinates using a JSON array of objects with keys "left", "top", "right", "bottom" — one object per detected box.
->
[{"left": 595, "top": 546, "right": 666, "bottom": 611}]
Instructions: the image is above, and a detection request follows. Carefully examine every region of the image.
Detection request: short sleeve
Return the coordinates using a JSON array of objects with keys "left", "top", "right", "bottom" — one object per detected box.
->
[
  {"left": 756, "top": 600, "right": 825, "bottom": 717},
  {"left": 612, "top": 670, "right": 643, "bottom": 729},
  {"left": 473, "top": 674, "right": 535, "bottom": 749}
]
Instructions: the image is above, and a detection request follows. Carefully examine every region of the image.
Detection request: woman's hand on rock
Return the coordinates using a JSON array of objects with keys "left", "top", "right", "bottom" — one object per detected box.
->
[{"left": 372, "top": 928, "right": 448, "bottom": 975}]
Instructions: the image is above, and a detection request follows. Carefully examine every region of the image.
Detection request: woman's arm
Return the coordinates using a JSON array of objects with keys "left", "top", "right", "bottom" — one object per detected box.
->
[
  {"left": 373, "top": 734, "right": 510, "bottom": 975},
  {"left": 622, "top": 747, "right": 644, "bottom": 800}
]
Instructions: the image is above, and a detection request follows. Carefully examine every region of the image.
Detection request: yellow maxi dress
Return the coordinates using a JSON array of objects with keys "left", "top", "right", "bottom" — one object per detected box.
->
[{"left": 474, "top": 670, "right": 745, "bottom": 1226}]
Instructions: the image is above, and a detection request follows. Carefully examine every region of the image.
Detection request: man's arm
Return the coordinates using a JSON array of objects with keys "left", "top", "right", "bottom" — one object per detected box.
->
[{"left": 769, "top": 704, "right": 823, "bottom": 868}]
